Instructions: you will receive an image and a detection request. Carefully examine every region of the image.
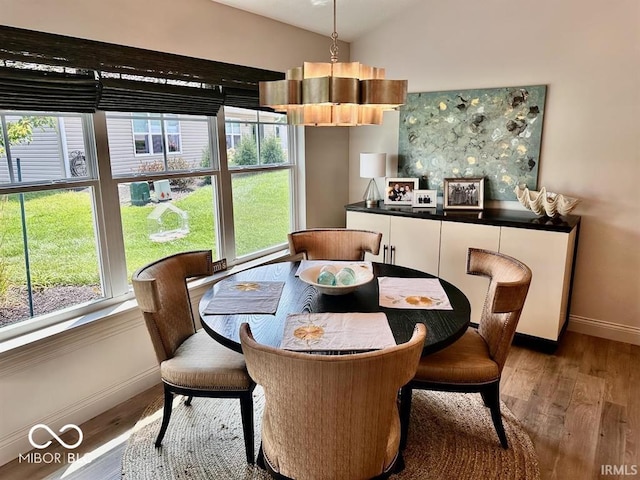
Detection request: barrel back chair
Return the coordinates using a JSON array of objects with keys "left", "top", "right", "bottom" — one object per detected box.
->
[
  {"left": 241, "top": 322, "right": 426, "bottom": 480},
  {"left": 400, "top": 248, "right": 532, "bottom": 449},
  {"left": 287, "top": 228, "right": 382, "bottom": 261},
  {"left": 132, "top": 250, "right": 256, "bottom": 463}
]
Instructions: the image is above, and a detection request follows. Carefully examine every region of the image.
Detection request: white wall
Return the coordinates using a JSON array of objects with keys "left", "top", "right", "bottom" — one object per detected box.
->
[
  {"left": 305, "top": 127, "right": 350, "bottom": 227},
  {"left": 0, "top": 0, "right": 349, "bottom": 466},
  {"left": 349, "top": 0, "right": 640, "bottom": 342}
]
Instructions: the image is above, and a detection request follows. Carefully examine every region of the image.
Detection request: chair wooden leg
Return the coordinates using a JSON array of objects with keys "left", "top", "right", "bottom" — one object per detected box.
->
[
  {"left": 155, "top": 384, "right": 174, "bottom": 448},
  {"left": 184, "top": 395, "right": 193, "bottom": 406},
  {"left": 240, "top": 391, "right": 255, "bottom": 464},
  {"left": 399, "top": 385, "right": 413, "bottom": 450},
  {"left": 483, "top": 382, "right": 508, "bottom": 449}
]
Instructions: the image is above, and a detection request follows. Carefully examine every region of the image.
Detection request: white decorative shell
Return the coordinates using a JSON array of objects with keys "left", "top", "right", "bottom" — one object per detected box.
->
[{"left": 513, "top": 185, "right": 580, "bottom": 217}]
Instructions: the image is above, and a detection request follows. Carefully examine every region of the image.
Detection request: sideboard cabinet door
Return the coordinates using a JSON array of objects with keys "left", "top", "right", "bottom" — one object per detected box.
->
[
  {"left": 346, "top": 211, "right": 441, "bottom": 273},
  {"left": 499, "top": 226, "right": 577, "bottom": 341},
  {"left": 388, "top": 216, "right": 441, "bottom": 274},
  {"left": 439, "top": 222, "right": 500, "bottom": 324},
  {"left": 346, "top": 211, "right": 388, "bottom": 263}
]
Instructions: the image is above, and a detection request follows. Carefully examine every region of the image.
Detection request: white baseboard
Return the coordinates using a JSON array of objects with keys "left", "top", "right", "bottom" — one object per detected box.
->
[
  {"left": 0, "top": 366, "right": 160, "bottom": 467},
  {"left": 568, "top": 315, "right": 640, "bottom": 346}
]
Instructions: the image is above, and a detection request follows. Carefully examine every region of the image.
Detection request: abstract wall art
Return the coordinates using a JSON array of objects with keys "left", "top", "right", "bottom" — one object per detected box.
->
[{"left": 398, "top": 85, "right": 547, "bottom": 200}]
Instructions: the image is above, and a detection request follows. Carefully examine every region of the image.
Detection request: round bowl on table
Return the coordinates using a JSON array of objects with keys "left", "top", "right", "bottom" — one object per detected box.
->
[{"left": 298, "top": 264, "right": 374, "bottom": 295}]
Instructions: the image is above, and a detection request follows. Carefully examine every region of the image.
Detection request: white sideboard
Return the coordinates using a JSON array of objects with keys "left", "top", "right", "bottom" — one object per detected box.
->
[
  {"left": 346, "top": 203, "right": 580, "bottom": 347},
  {"left": 346, "top": 211, "right": 441, "bottom": 274}
]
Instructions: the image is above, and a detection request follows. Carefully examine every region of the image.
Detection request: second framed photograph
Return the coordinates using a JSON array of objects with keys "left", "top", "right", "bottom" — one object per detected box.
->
[
  {"left": 384, "top": 178, "right": 419, "bottom": 205},
  {"left": 443, "top": 177, "right": 485, "bottom": 210},
  {"left": 412, "top": 189, "right": 437, "bottom": 208}
]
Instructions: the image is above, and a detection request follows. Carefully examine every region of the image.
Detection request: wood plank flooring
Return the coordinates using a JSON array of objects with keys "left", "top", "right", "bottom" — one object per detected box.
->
[
  {"left": 502, "top": 331, "right": 639, "bottom": 480},
  {"left": 0, "top": 331, "right": 637, "bottom": 480}
]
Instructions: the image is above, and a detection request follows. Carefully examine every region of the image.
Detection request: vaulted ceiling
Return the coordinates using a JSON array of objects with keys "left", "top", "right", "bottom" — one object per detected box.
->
[{"left": 210, "top": 0, "right": 421, "bottom": 42}]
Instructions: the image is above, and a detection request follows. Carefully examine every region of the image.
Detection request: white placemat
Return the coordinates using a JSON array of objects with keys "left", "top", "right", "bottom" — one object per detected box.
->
[
  {"left": 280, "top": 312, "right": 396, "bottom": 351},
  {"left": 203, "top": 281, "right": 284, "bottom": 315},
  {"left": 295, "top": 260, "right": 373, "bottom": 276},
  {"left": 378, "top": 277, "right": 453, "bottom": 310}
]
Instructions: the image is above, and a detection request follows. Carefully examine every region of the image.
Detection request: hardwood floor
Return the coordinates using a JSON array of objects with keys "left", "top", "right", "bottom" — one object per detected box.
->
[
  {"left": 501, "top": 331, "right": 639, "bottom": 480},
  {"left": 1, "top": 331, "right": 637, "bottom": 479}
]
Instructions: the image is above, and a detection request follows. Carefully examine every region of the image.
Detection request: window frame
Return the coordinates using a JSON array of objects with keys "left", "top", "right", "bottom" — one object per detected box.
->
[
  {"left": 0, "top": 107, "right": 300, "bottom": 342},
  {"left": 217, "top": 106, "right": 297, "bottom": 263}
]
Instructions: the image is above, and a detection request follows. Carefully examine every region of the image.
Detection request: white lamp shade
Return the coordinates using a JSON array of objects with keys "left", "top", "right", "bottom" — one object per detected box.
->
[{"left": 359, "top": 153, "right": 387, "bottom": 178}]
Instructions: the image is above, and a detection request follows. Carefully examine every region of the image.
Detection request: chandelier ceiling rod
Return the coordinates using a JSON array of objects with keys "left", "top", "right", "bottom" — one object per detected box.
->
[{"left": 330, "top": 0, "right": 338, "bottom": 63}]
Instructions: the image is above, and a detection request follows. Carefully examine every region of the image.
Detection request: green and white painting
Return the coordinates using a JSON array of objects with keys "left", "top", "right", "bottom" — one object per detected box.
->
[{"left": 398, "top": 85, "right": 546, "bottom": 200}]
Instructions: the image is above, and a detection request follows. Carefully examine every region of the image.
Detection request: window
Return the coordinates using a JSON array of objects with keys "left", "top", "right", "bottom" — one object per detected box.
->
[
  {"left": 132, "top": 114, "right": 182, "bottom": 156},
  {"left": 223, "top": 107, "right": 293, "bottom": 259},
  {"left": 0, "top": 112, "right": 104, "bottom": 330},
  {"left": 0, "top": 26, "right": 296, "bottom": 339},
  {"left": 108, "top": 112, "right": 219, "bottom": 278},
  {"left": 225, "top": 122, "right": 241, "bottom": 150},
  {"left": 0, "top": 108, "right": 298, "bottom": 338},
  {"left": 224, "top": 107, "right": 289, "bottom": 167}
]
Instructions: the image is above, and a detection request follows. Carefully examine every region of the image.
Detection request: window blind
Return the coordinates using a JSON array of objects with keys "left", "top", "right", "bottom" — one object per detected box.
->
[
  {"left": 98, "top": 78, "right": 224, "bottom": 116},
  {"left": 0, "top": 25, "right": 284, "bottom": 114},
  {"left": 0, "top": 66, "right": 98, "bottom": 112}
]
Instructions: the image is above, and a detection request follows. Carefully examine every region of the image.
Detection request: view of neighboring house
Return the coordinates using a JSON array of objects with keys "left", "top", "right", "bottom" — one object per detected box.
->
[{"left": 1, "top": 109, "right": 289, "bottom": 185}]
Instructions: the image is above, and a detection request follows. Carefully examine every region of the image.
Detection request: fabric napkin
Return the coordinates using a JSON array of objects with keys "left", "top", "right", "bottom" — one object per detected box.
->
[
  {"left": 295, "top": 260, "right": 373, "bottom": 276},
  {"left": 203, "top": 281, "right": 284, "bottom": 315},
  {"left": 378, "top": 277, "right": 453, "bottom": 310},
  {"left": 279, "top": 312, "right": 396, "bottom": 351}
]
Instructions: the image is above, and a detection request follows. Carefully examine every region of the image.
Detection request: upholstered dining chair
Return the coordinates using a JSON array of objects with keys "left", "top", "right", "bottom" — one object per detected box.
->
[
  {"left": 240, "top": 322, "right": 426, "bottom": 480},
  {"left": 287, "top": 228, "right": 382, "bottom": 261},
  {"left": 131, "top": 250, "right": 256, "bottom": 463},
  {"left": 400, "top": 248, "right": 532, "bottom": 449}
]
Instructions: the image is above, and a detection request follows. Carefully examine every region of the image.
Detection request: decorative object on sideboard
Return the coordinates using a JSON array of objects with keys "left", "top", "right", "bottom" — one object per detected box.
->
[
  {"left": 443, "top": 177, "right": 485, "bottom": 210},
  {"left": 384, "top": 177, "right": 419, "bottom": 206},
  {"left": 513, "top": 185, "right": 580, "bottom": 217},
  {"left": 413, "top": 189, "right": 437, "bottom": 208},
  {"left": 259, "top": 0, "right": 407, "bottom": 126},
  {"left": 360, "top": 153, "right": 387, "bottom": 207}
]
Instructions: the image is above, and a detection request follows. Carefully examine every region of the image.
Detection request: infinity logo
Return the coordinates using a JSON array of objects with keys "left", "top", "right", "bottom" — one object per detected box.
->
[{"left": 28, "top": 424, "right": 83, "bottom": 450}]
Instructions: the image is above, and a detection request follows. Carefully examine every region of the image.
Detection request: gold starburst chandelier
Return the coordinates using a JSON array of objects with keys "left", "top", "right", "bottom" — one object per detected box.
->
[{"left": 259, "top": 0, "right": 408, "bottom": 126}]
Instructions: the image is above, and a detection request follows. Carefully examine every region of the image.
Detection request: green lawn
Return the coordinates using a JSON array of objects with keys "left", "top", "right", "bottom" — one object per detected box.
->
[{"left": 0, "top": 169, "right": 291, "bottom": 289}]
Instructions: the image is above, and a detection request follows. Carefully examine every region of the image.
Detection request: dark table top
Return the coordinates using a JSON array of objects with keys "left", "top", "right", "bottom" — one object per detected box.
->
[
  {"left": 346, "top": 201, "right": 581, "bottom": 233},
  {"left": 200, "top": 261, "right": 471, "bottom": 356}
]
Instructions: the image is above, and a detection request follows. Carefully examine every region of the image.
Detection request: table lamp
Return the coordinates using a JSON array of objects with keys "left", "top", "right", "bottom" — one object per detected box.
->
[{"left": 360, "top": 153, "right": 386, "bottom": 207}]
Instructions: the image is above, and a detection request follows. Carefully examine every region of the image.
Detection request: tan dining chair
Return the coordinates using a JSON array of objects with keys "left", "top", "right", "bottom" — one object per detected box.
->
[
  {"left": 288, "top": 228, "right": 382, "bottom": 261},
  {"left": 400, "top": 248, "right": 532, "bottom": 449},
  {"left": 240, "top": 322, "right": 426, "bottom": 480},
  {"left": 132, "top": 250, "right": 256, "bottom": 463}
]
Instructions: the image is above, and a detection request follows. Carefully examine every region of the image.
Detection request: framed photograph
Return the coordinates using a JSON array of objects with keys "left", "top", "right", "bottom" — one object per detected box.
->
[
  {"left": 443, "top": 177, "right": 485, "bottom": 210},
  {"left": 384, "top": 178, "right": 419, "bottom": 205},
  {"left": 412, "top": 189, "right": 437, "bottom": 208}
]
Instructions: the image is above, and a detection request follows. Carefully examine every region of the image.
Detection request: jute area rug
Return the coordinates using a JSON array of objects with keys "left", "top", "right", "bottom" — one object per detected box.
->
[{"left": 122, "top": 388, "right": 539, "bottom": 479}]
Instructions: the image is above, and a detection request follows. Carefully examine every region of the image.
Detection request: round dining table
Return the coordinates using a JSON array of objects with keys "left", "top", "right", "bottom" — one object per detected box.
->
[{"left": 199, "top": 261, "right": 471, "bottom": 356}]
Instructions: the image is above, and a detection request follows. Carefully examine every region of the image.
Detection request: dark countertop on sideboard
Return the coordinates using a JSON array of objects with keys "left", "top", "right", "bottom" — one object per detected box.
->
[{"left": 345, "top": 202, "right": 581, "bottom": 233}]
